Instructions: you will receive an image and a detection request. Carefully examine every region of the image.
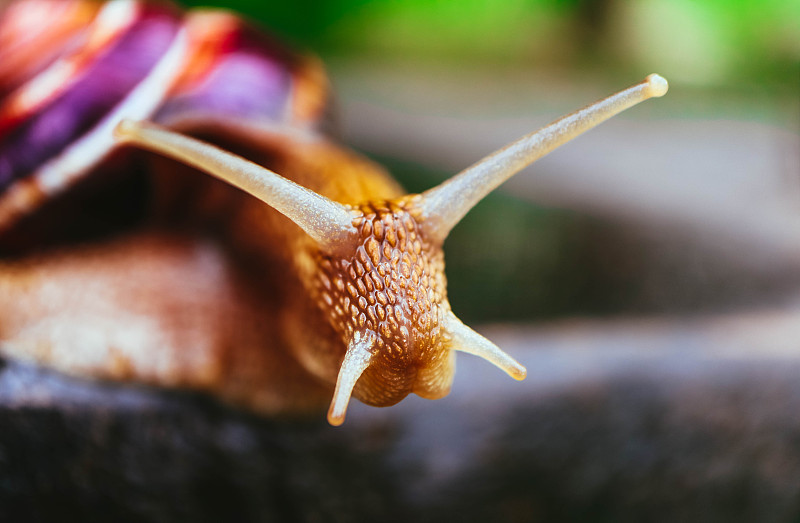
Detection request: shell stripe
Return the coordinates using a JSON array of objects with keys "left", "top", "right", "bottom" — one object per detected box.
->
[
  {"left": 0, "top": 4, "right": 186, "bottom": 229},
  {"left": 0, "top": 0, "right": 325, "bottom": 231}
]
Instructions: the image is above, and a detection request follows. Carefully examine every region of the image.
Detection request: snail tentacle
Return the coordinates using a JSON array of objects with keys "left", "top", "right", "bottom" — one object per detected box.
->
[
  {"left": 443, "top": 312, "right": 527, "bottom": 381},
  {"left": 327, "top": 331, "right": 376, "bottom": 426},
  {"left": 418, "top": 74, "right": 669, "bottom": 244},
  {"left": 114, "top": 120, "right": 358, "bottom": 254}
]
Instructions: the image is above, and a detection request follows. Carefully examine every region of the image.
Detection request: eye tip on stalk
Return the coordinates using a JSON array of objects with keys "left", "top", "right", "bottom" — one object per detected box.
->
[{"left": 644, "top": 74, "right": 669, "bottom": 98}]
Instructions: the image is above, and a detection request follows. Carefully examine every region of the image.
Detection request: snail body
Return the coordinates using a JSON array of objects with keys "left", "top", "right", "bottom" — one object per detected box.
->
[{"left": 0, "top": 0, "right": 667, "bottom": 425}]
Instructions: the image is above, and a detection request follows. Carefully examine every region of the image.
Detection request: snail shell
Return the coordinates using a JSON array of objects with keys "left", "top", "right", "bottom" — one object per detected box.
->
[
  {"left": 0, "top": 0, "right": 326, "bottom": 238},
  {"left": 0, "top": 0, "right": 667, "bottom": 425}
]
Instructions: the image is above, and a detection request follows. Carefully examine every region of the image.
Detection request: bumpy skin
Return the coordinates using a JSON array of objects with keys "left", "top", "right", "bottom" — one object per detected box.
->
[{"left": 313, "top": 199, "right": 454, "bottom": 407}]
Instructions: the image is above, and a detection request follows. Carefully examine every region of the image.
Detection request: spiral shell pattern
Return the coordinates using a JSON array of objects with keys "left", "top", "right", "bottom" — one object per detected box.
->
[{"left": 0, "top": 0, "right": 328, "bottom": 233}]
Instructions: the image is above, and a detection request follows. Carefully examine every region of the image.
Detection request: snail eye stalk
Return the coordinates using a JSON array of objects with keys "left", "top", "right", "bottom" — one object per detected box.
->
[
  {"left": 418, "top": 74, "right": 669, "bottom": 245},
  {"left": 114, "top": 120, "right": 358, "bottom": 255}
]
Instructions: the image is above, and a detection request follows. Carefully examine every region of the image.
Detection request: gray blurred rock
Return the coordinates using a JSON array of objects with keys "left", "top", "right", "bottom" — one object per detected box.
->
[{"left": 3, "top": 312, "right": 800, "bottom": 522}]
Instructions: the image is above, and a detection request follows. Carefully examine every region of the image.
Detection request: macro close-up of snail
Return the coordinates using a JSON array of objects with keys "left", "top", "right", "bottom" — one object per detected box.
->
[
  {"left": 0, "top": 0, "right": 667, "bottom": 425},
  {"left": 3, "top": 0, "right": 799, "bottom": 521}
]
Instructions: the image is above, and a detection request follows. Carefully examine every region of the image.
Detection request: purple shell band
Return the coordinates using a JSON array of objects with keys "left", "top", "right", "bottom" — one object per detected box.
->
[
  {"left": 0, "top": 0, "right": 328, "bottom": 231},
  {"left": 154, "top": 23, "right": 294, "bottom": 127},
  {"left": 0, "top": 5, "right": 179, "bottom": 191}
]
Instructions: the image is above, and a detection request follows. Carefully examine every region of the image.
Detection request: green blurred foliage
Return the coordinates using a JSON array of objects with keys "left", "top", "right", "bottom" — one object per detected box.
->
[{"left": 183, "top": 0, "right": 799, "bottom": 84}]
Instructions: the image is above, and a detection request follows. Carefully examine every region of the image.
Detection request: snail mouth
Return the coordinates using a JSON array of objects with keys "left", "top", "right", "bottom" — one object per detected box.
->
[
  {"left": 413, "top": 378, "right": 452, "bottom": 401},
  {"left": 411, "top": 348, "right": 456, "bottom": 400},
  {"left": 328, "top": 355, "right": 452, "bottom": 426},
  {"left": 353, "top": 362, "right": 417, "bottom": 408},
  {"left": 353, "top": 349, "right": 455, "bottom": 406}
]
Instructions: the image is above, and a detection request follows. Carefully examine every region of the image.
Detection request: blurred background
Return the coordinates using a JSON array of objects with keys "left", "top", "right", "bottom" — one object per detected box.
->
[{"left": 182, "top": 0, "right": 800, "bottom": 323}]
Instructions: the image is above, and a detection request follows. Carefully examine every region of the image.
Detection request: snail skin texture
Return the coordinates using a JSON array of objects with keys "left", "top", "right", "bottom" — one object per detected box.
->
[{"left": 0, "top": 1, "right": 667, "bottom": 427}]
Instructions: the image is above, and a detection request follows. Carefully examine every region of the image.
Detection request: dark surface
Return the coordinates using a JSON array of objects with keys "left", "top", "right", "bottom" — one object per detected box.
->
[{"left": 3, "top": 316, "right": 800, "bottom": 522}]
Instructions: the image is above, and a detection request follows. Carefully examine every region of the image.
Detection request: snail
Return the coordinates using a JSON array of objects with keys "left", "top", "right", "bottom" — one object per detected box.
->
[{"left": 0, "top": 0, "right": 668, "bottom": 425}]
